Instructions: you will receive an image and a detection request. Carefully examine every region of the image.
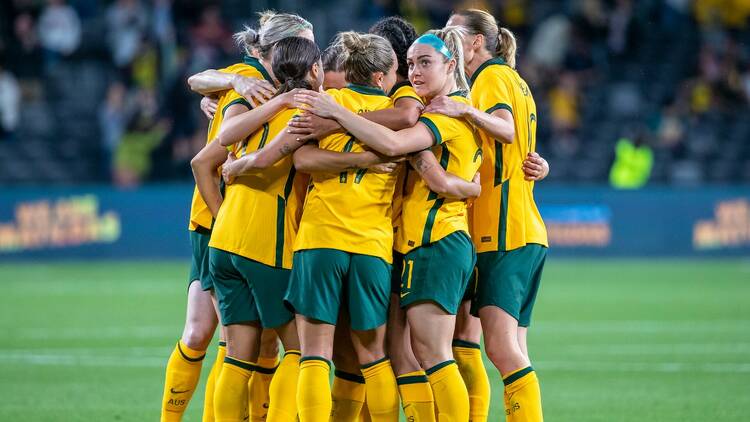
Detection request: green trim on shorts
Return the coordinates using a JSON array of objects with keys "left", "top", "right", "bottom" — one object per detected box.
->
[{"left": 472, "top": 244, "right": 547, "bottom": 327}]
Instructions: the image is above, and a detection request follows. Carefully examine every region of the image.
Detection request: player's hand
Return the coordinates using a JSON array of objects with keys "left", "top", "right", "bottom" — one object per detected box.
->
[
  {"left": 200, "top": 96, "right": 218, "bottom": 119},
  {"left": 522, "top": 152, "right": 549, "bottom": 181},
  {"left": 423, "top": 96, "right": 469, "bottom": 117},
  {"left": 287, "top": 111, "right": 342, "bottom": 141},
  {"left": 278, "top": 88, "right": 302, "bottom": 108},
  {"left": 222, "top": 152, "right": 237, "bottom": 185},
  {"left": 232, "top": 76, "right": 276, "bottom": 106},
  {"left": 293, "top": 90, "right": 341, "bottom": 119},
  {"left": 369, "top": 162, "right": 399, "bottom": 174}
]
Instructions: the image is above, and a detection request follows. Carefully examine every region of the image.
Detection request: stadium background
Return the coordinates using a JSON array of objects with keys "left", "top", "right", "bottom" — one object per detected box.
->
[{"left": 0, "top": 0, "right": 749, "bottom": 421}]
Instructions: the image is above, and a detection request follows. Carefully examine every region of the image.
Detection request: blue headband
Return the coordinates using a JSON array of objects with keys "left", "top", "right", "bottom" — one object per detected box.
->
[{"left": 414, "top": 34, "right": 453, "bottom": 59}]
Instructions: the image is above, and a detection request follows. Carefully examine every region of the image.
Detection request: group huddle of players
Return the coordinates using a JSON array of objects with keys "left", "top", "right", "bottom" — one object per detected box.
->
[{"left": 160, "top": 8, "right": 549, "bottom": 422}]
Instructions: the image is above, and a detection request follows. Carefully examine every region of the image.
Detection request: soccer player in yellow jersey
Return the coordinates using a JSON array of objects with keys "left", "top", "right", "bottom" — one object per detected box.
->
[
  {"left": 161, "top": 14, "right": 304, "bottom": 421},
  {"left": 420, "top": 9, "right": 550, "bottom": 422},
  {"left": 179, "top": 13, "right": 314, "bottom": 422},
  {"left": 295, "top": 26, "right": 483, "bottom": 422}
]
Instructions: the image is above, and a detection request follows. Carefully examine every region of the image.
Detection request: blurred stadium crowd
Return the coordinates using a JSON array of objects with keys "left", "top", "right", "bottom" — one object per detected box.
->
[{"left": 0, "top": 0, "right": 749, "bottom": 186}]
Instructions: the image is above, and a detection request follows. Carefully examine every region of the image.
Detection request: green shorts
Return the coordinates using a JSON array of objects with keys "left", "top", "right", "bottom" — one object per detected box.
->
[
  {"left": 399, "top": 231, "right": 476, "bottom": 315},
  {"left": 209, "top": 247, "right": 293, "bottom": 328},
  {"left": 285, "top": 248, "right": 391, "bottom": 331},
  {"left": 188, "top": 227, "right": 213, "bottom": 291},
  {"left": 390, "top": 251, "right": 404, "bottom": 295},
  {"left": 471, "top": 243, "right": 547, "bottom": 327}
]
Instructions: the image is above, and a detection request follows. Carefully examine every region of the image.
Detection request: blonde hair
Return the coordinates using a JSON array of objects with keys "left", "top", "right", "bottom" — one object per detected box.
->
[
  {"left": 427, "top": 26, "right": 471, "bottom": 96},
  {"left": 233, "top": 11, "right": 313, "bottom": 59},
  {"left": 453, "top": 9, "right": 518, "bottom": 68},
  {"left": 335, "top": 31, "right": 395, "bottom": 87}
]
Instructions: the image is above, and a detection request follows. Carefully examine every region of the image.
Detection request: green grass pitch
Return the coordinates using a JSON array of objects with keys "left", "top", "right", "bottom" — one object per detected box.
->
[{"left": 1, "top": 259, "right": 749, "bottom": 421}]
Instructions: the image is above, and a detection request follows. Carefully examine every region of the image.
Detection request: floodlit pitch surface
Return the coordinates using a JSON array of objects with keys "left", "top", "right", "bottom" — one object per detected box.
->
[{"left": 1, "top": 259, "right": 748, "bottom": 421}]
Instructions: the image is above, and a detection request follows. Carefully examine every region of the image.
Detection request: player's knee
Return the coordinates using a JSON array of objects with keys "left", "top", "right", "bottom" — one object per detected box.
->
[
  {"left": 182, "top": 324, "right": 214, "bottom": 350},
  {"left": 259, "top": 332, "right": 280, "bottom": 357},
  {"left": 485, "top": 341, "right": 524, "bottom": 374}
]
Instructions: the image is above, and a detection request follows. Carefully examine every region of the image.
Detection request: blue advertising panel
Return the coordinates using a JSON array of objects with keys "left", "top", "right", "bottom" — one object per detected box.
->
[{"left": 0, "top": 185, "right": 748, "bottom": 259}]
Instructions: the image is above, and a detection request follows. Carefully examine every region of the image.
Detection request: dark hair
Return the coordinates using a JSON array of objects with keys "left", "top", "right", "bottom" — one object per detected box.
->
[
  {"left": 369, "top": 16, "right": 417, "bottom": 79},
  {"left": 271, "top": 36, "right": 322, "bottom": 94},
  {"left": 322, "top": 37, "right": 344, "bottom": 72}
]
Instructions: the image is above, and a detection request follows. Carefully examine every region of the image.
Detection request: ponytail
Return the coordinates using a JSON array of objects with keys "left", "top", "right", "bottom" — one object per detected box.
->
[
  {"left": 271, "top": 36, "right": 321, "bottom": 95},
  {"left": 497, "top": 27, "right": 517, "bottom": 69}
]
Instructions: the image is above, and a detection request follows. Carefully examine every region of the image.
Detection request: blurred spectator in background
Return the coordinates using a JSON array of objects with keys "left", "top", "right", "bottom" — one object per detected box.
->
[
  {"left": 0, "top": 59, "right": 21, "bottom": 142},
  {"left": 187, "top": 6, "right": 233, "bottom": 75},
  {"left": 609, "top": 133, "right": 653, "bottom": 189},
  {"left": 106, "top": 0, "right": 148, "bottom": 70},
  {"left": 38, "top": 0, "right": 81, "bottom": 64},
  {"left": 7, "top": 13, "right": 44, "bottom": 83},
  {"left": 113, "top": 88, "right": 169, "bottom": 187},
  {"left": 99, "top": 81, "right": 131, "bottom": 174}
]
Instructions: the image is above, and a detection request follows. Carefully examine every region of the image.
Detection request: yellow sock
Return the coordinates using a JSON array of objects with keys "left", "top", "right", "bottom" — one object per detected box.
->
[
  {"left": 161, "top": 340, "right": 206, "bottom": 422},
  {"left": 214, "top": 357, "right": 254, "bottom": 422},
  {"left": 426, "top": 360, "right": 469, "bottom": 422},
  {"left": 268, "top": 350, "right": 301, "bottom": 422},
  {"left": 503, "top": 367, "right": 543, "bottom": 422},
  {"left": 360, "top": 358, "right": 399, "bottom": 422},
  {"left": 202, "top": 341, "right": 226, "bottom": 422},
  {"left": 331, "top": 369, "right": 366, "bottom": 421},
  {"left": 453, "top": 340, "right": 490, "bottom": 422},
  {"left": 359, "top": 401, "right": 372, "bottom": 422},
  {"left": 397, "top": 370, "right": 435, "bottom": 422},
  {"left": 297, "top": 356, "right": 332, "bottom": 422},
  {"left": 248, "top": 354, "right": 279, "bottom": 421}
]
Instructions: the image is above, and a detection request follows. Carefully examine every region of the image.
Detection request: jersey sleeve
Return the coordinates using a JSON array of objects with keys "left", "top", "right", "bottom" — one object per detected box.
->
[
  {"left": 418, "top": 112, "right": 460, "bottom": 146},
  {"left": 474, "top": 68, "right": 514, "bottom": 116},
  {"left": 219, "top": 90, "right": 252, "bottom": 115},
  {"left": 392, "top": 85, "right": 424, "bottom": 106}
]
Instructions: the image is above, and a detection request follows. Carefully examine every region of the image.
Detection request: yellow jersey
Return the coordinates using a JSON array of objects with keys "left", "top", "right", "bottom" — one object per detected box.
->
[
  {"left": 187, "top": 57, "right": 273, "bottom": 231},
  {"left": 209, "top": 107, "right": 309, "bottom": 269},
  {"left": 293, "top": 84, "right": 396, "bottom": 262},
  {"left": 395, "top": 93, "right": 482, "bottom": 254},
  {"left": 469, "top": 57, "right": 548, "bottom": 252},
  {"left": 388, "top": 81, "right": 424, "bottom": 241}
]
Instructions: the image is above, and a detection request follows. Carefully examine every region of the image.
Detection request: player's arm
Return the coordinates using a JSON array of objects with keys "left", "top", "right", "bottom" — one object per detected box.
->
[
  {"left": 411, "top": 151, "right": 481, "bottom": 199},
  {"left": 222, "top": 125, "right": 307, "bottom": 179},
  {"left": 190, "top": 140, "right": 227, "bottom": 217},
  {"left": 187, "top": 71, "right": 275, "bottom": 105},
  {"left": 217, "top": 90, "right": 297, "bottom": 147},
  {"left": 293, "top": 144, "right": 398, "bottom": 173},
  {"left": 286, "top": 96, "right": 423, "bottom": 140},
  {"left": 424, "top": 96, "right": 515, "bottom": 144},
  {"left": 294, "top": 90, "right": 433, "bottom": 156},
  {"left": 361, "top": 97, "right": 423, "bottom": 130}
]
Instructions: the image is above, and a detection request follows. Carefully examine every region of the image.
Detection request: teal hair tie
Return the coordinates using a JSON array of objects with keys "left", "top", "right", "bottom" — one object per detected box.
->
[{"left": 414, "top": 33, "right": 453, "bottom": 59}]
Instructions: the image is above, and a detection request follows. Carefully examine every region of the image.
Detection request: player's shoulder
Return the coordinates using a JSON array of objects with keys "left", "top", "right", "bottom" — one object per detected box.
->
[
  {"left": 389, "top": 81, "right": 423, "bottom": 105},
  {"left": 472, "top": 57, "right": 516, "bottom": 86}
]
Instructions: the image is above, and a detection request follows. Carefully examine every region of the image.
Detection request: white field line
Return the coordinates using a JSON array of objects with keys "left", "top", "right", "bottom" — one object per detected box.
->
[
  {"left": 560, "top": 342, "right": 750, "bottom": 355},
  {"left": 533, "top": 320, "right": 750, "bottom": 334},
  {"left": 534, "top": 360, "right": 750, "bottom": 374}
]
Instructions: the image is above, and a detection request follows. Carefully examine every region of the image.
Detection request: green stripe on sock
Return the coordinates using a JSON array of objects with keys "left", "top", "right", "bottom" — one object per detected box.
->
[
  {"left": 224, "top": 356, "right": 255, "bottom": 371},
  {"left": 425, "top": 360, "right": 456, "bottom": 376},
  {"left": 177, "top": 342, "right": 205, "bottom": 362},
  {"left": 396, "top": 374, "right": 429, "bottom": 385},
  {"left": 335, "top": 369, "right": 366, "bottom": 384},
  {"left": 452, "top": 339, "right": 481, "bottom": 349},
  {"left": 299, "top": 356, "right": 331, "bottom": 368},
  {"left": 254, "top": 364, "right": 278, "bottom": 375},
  {"left": 361, "top": 356, "right": 389, "bottom": 369},
  {"left": 503, "top": 366, "right": 534, "bottom": 386},
  {"left": 284, "top": 350, "right": 301, "bottom": 357},
  {"left": 218, "top": 341, "right": 226, "bottom": 347}
]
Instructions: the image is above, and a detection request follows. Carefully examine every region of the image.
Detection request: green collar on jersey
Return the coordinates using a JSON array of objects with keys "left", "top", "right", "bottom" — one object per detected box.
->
[
  {"left": 346, "top": 83, "right": 388, "bottom": 97},
  {"left": 388, "top": 80, "right": 412, "bottom": 97},
  {"left": 469, "top": 57, "right": 507, "bottom": 88},
  {"left": 243, "top": 55, "right": 276, "bottom": 87}
]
